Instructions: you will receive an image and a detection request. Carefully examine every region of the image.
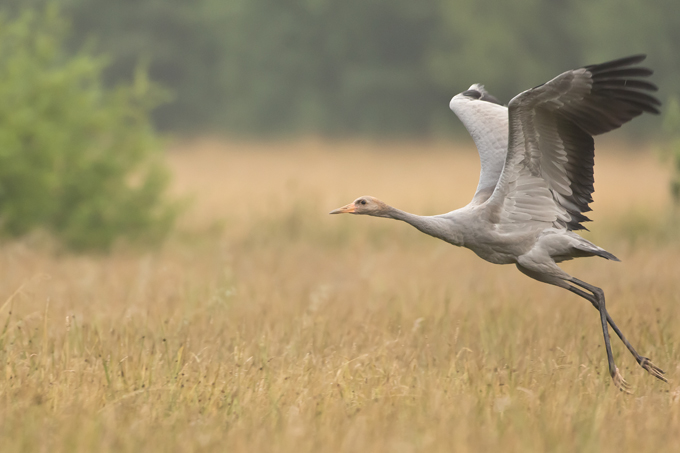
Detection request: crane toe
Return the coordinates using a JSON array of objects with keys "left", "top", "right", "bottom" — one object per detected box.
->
[
  {"left": 639, "top": 357, "right": 667, "bottom": 382},
  {"left": 612, "top": 367, "right": 633, "bottom": 395},
  {"left": 612, "top": 367, "right": 632, "bottom": 394}
]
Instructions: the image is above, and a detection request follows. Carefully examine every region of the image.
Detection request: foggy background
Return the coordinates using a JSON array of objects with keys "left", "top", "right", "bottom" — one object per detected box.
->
[
  {"left": 4, "top": 0, "right": 679, "bottom": 137},
  {"left": 2, "top": 3, "right": 680, "bottom": 450}
]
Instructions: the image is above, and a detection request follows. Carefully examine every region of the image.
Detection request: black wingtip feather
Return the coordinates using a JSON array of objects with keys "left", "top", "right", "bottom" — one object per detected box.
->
[
  {"left": 594, "top": 68, "right": 654, "bottom": 79},
  {"left": 598, "top": 79, "right": 659, "bottom": 92},
  {"left": 585, "top": 54, "right": 647, "bottom": 72},
  {"left": 583, "top": 54, "right": 663, "bottom": 129}
]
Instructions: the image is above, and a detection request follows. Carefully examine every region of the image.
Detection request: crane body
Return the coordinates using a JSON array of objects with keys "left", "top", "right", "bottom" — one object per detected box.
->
[{"left": 331, "top": 55, "right": 666, "bottom": 391}]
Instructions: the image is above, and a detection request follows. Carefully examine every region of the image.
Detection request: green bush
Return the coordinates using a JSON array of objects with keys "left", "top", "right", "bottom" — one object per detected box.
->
[
  {"left": 663, "top": 97, "right": 680, "bottom": 206},
  {"left": 0, "top": 7, "right": 177, "bottom": 251}
]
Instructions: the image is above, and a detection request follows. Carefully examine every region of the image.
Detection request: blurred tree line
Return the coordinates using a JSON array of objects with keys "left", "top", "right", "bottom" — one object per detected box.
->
[{"left": 2, "top": 0, "right": 679, "bottom": 137}]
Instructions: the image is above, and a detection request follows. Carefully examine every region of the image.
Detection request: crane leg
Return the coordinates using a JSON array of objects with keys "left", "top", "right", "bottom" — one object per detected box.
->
[
  {"left": 568, "top": 280, "right": 666, "bottom": 383},
  {"left": 514, "top": 263, "right": 664, "bottom": 388},
  {"left": 567, "top": 278, "right": 630, "bottom": 391}
]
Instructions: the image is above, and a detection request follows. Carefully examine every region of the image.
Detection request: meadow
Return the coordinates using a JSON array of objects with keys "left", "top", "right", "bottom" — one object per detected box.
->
[{"left": 0, "top": 139, "right": 678, "bottom": 452}]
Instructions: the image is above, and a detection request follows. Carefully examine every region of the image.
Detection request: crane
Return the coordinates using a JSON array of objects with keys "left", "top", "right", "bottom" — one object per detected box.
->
[{"left": 330, "top": 55, "right": 666, "bottom": 391}]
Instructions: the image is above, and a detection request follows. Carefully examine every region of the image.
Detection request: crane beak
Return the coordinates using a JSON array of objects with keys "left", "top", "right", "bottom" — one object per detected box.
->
[{"left": 329, "top": 202, "right": 356, "bottom": 214}]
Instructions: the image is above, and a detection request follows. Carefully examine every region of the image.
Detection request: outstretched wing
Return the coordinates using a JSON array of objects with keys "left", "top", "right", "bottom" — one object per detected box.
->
[
  {"left": 449, "top": 84, "right": 508, "bottom": 205},
  {"left": 484, "top": 55, "right": 660, "bottom": 233}
]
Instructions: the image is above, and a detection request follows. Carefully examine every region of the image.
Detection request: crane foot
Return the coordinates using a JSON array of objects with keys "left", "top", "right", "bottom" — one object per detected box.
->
[
  {"left": 639, "top": 357, "right": 667, "bottom": 382},
  {"left": 612, "top": 367, "right": 632, "bottom": 393}
]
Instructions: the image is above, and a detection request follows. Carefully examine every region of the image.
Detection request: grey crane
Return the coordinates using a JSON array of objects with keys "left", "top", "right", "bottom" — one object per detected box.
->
[{"left": 330, "top": 55, "right": 666, "bottom": 390}]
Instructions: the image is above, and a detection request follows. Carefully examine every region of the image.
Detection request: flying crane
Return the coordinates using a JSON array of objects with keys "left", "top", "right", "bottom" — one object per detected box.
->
[{"left": 331, "top": 55, "right": 666, "bottom": 390}]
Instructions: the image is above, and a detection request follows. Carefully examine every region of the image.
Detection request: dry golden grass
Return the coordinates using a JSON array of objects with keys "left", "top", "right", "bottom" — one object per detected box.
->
[{"left": 1, "top": 138, "right": 679, "bottom": 452}]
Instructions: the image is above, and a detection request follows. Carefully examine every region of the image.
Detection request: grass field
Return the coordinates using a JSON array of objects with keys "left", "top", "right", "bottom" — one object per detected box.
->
[{"left": 1, "top": 139, "right": 679, "bottom": 452}]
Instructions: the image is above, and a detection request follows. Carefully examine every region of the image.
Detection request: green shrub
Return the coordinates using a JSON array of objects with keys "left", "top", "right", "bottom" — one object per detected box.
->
[
  {"left": 0, "top": 7, "right": 177, "bottom": 251},
  {"left": 663, "top": 97, "right": 680, "bottom": 206}
]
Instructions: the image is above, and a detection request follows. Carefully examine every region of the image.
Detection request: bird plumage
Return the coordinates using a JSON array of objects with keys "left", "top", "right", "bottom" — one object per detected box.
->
[
  {"left": 331, "top": 55, "right": 666, "bottom": 390},
  {"left": 491, "top": 54, "right": 660, "bottom": 232},
  {"left": 449, "top": 85, "right": 508, "bottom": 205}
]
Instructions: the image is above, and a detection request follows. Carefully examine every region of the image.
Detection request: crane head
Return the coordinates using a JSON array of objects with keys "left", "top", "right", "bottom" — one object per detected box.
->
[{"left": 329, "top": 196, "right": 390, "bottom": 217}]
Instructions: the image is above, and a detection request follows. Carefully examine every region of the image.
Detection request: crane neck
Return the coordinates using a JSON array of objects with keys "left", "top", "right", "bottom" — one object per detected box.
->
[{"left": 383, "top": 206, "right": 463, "bottom": 246}]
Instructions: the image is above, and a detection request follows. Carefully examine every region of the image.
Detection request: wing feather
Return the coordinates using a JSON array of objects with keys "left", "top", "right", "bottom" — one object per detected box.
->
[
  {"left": 485, "top": 55, "right": 660, "bottom": 233},
  {"left": 449, "top": 85, "right": 508, "bottom": 205}
]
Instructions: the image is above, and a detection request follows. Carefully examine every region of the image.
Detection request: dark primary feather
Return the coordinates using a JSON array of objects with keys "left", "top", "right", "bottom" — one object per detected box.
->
[
  {"left": 585, "top": 54, "right": 646, "bottom": 71},
  {"left": 505, "top": 54, "right": 660, "bottom": 231},
  {"left": 573, "top": 55, "right": 661, "bottom": 135}
]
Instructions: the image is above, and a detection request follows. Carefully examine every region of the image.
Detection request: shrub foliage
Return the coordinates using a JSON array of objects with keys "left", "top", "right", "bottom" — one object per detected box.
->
[
  {"left": 0, "top": 8, "right": 176, "bottom": 251},
  {"left": 663, "top": 98, "right": 680, "bottom": 206}
]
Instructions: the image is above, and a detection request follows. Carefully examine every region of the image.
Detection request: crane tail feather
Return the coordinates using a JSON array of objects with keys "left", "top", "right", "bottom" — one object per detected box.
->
[
  {"left": 573, "top": 244, "right": 621, "bottom": 262},
  {"left": 596, "top": 249, "right": 620, "bottom": 262}
]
